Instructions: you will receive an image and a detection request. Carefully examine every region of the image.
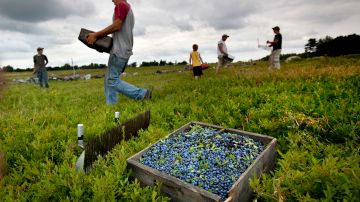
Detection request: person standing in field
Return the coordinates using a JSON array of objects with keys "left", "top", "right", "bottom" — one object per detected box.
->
[
  {"left": 33, "top": 47, "right": 49, "bottom": 88},
  {"left": 217, "top": 34, "right": 230, "bottom": 75},
  {"left": 267, "top": 26, "right": 282, "bottom": 70},
  {"left": 87, "top": 0, "right": 151, "bottom": 105},
  {"left": 189, "top": 44, "right": 204, "bottom": 80}
]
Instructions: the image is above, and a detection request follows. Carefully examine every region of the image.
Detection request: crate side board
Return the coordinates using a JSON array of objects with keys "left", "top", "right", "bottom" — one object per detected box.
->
[
  {"left": 127, "top": 159, "right": 221, "bottom": 202},
  {"left": 224, "top": 128, "right": 274, "bottom": 145},
  {"left": 191, "top": 122, "right": 275, "bottom": 145},
  {"left": 227, "top": 139, "right": 277, "bottom": 202}
]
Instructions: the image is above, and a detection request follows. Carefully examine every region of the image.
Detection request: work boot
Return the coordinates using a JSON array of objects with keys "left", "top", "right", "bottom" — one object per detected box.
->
[{"left": 143, "top": 90, "right": 152, "bottom": 100}]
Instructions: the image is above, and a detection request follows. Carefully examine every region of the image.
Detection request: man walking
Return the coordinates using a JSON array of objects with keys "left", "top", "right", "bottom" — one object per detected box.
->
[
  {"left": 33, "top": 47, "right": 49, "bottom": 88},
  {"left": 87, "top": 0, "right": 151, "bottom": 105},
  {"left": 216, "top": 34, "right": 230, "bottom": 75},
  {"left": 267, "top": 26, "right": 282, "bottom": 70}
]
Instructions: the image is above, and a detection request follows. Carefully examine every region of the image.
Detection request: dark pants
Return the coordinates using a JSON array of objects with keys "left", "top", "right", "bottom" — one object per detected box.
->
[{"left": 37, "top": 68, "right": 49, "bottom": 88}]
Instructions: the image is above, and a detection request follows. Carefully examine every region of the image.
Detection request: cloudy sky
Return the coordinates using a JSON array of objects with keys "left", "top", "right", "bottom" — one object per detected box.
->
[{"left": 0, "top": 0, "right": 359, "bottom": 69}]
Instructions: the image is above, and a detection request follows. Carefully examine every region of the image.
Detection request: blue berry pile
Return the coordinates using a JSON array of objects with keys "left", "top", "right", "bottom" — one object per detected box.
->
[{"left": 140, "top": 125, "right": 265, "bottom": 200}]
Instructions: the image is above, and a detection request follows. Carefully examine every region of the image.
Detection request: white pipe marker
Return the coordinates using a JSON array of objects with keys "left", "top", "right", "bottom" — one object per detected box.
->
[
  {"left": 77, "top": 124, "right": 84, "bottom": 148},
  {"left": 115, "top": 112, "right": 120, "bottom": 122}
]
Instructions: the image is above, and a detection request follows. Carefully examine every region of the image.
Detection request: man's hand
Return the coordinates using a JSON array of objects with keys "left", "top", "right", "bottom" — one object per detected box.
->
[{"left": 87, "top": 33, "right": 98, "bottom": 45}]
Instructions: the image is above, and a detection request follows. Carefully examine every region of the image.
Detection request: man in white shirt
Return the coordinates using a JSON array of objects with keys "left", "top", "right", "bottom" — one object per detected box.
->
[
  {"left": 87, "top": 0, "right": 151, "bottom": 105},
  {"left": 217, "top": 34, "right": 229, "bottom": 74}
]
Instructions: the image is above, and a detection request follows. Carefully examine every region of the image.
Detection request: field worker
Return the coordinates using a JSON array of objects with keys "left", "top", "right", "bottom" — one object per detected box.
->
[
  {"left": 87, "top": 0, "right": 151, "bottom": 105},
  {"left": 189, "top": 44, "right": 204, "bottom": 80},
  {"left": 217, "top": 34, "right": 230, "bottom": 75},
  {"left": 33, "top": 47, "right": 49, "bottom": 88},
  {"left": 267, "top": 26, "right": 282, "bottom": 70}
]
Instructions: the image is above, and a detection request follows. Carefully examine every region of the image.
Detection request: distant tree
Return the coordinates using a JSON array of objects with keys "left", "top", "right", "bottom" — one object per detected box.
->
[
  {"left": 2, "top": 65, "right": 14, "bottom": 72},
  {"left": 305, "top": 34, "right": 360, "bottom": 57},
  {"left": 159, "top": 60, "right": 167, "bottom": 66},
  {"left": 167, "top": 61, "right": 174, "bottom": 66},
  {"left": 305, "top": 38, "right": 317, "bottom": 57},
  {"left": 316, "top": 36, "right": 333, "bottom": 56},
  {"left": 177, "top": 61, "right": 188, "bottom": 65},
  {"left": 140, "top": 60, "right": 159, "bottom": 67},
  {"left": 61, "top": 63, "right": 72, "bottom": 70},
  {"left": 99, "top": 64, "right": 107, "bottom": 69},
  {"left": 129, "top": 62, "right": 137, "bottom": 68}
]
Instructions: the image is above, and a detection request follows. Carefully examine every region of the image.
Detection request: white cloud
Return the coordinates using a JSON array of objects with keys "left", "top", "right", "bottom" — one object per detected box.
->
[
  {"left": 0, "top": 0, "right": 94, "bottom": 22},
  {"left": 0, "top": 0, "right": 360, "bottom": 68}
]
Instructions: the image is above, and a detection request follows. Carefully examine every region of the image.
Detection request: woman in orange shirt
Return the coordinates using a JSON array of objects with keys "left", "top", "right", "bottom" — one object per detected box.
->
[{"left": 189, "top": 44, "right": 204, "bottom": 80}]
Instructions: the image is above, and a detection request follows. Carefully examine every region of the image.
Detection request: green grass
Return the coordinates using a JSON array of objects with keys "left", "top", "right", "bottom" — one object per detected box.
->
[{"left": 0, "top": 57, "right": 359, "bottom": 201}]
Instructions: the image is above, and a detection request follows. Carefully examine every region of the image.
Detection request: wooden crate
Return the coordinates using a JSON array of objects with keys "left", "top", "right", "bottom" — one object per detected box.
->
[{"left": 127, "top": 122, "right": 277, "bottom": 202}]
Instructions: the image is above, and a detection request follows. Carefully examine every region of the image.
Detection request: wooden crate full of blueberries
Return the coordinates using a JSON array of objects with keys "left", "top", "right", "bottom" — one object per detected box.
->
[{"left": 127, "top": 122, "right": 277, "bottom": 202}]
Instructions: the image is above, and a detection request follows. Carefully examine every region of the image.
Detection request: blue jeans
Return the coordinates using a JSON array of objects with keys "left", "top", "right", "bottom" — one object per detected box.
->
[
  {"left": 105, "top": 54, "right": 147, "bottom": 105},
  {"left": 37, "top": 68, "right": 49, "bottom": 88}
]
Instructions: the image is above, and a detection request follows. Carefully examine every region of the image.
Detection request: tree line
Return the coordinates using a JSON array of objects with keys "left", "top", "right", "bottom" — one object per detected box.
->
[
  {"left": 2, "top": 60, "right": 188, "bottom": 72},
  {"left": 139, "top": 60, "right": 187, "bottom": 67},
  {"left": 1, "top": 63, "right": 107, "bottom": 73},
  {"left": 304, "top": 34, "right": 360, "bottom": 57},
  {"left": 259, "top": 33, "right": 360, "bottom": 61}
]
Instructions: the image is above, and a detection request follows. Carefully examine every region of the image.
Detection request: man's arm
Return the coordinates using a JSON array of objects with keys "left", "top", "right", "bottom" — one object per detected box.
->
[
  {"left": 189, "top": 54, "right": 192, "bottom": 66},
  {"left": 87, "top": 18, "right": 123, "bottom": 45},
  {"left": 33, "top": 56, "right": 36, "bottom": 74},
  {"left": 199, "top": 54, "right": 204, "bottom": 64},
  {"left": 44, "top": 55, "right": 48, "bottom": 66},
  {"left": 267, "top": 38, "right": 279, "bottom": 46}
]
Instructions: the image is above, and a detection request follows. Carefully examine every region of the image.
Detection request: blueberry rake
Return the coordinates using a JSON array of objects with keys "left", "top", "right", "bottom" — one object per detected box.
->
[{"left": 82, "top": 111, "right": 150, "bottom": 172}]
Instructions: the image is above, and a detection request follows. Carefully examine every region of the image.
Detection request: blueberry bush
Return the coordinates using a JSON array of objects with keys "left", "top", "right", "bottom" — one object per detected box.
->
[{"left": 0, "top": 57, "right": 359, "bottom": 201}]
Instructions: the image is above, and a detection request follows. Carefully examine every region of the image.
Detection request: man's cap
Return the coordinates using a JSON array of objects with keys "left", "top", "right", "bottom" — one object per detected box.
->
[
  {"left": 222, "top": 34, "right": 229, "bottom": 38},
  {"left": 272, "top": 26, "right": 280, "bottom": 31},
  {"left": 37, "top": 47, "right": 44, "bottom": 51}
]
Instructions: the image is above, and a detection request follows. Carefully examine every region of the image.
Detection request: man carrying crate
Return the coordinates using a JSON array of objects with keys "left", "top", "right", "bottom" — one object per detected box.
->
[
  {"left": 216, "top": 34, "right": 230, "bottom": 75},
  {"left": 87, "top": 0, "right": 151, "bottom": 105}
]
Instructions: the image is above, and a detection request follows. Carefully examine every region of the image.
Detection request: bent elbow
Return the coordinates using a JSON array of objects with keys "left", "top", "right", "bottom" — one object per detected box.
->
[{"left": 114, "top": 26, "right": 121, "bottom": 32}]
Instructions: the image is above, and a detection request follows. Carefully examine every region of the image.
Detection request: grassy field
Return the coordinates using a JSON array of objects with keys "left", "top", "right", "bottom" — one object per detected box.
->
[{"left": 0, "top": 57, "right": 359, "bottom": 201}]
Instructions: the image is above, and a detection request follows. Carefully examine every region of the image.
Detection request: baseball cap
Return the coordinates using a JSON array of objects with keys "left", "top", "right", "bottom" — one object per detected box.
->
[
  {"left": 222, "top": 34, "right": 229, "bottom": 38},
  {"left": 272, "top": 26, "right": 280, "bottom": 31},
  {"left": 37, "top": 47, "right": 44, "bottom": 51}
]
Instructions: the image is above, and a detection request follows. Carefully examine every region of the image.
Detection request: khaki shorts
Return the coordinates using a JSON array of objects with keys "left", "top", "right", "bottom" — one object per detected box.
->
[
  {"left": 269, "top": 49, "right": 281, "bottom": 70},
  {"left": 217, "top": 56, "right": 227, "bottom": 67}
]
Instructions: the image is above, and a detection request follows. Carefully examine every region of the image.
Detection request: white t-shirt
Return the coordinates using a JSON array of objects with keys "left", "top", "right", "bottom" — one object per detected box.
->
[
  {"left": 111, "top": 3, "right": 134, "bottom": 59},
  {"left": 217, "top": 40, "right": 228, "bottom": 57}
]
